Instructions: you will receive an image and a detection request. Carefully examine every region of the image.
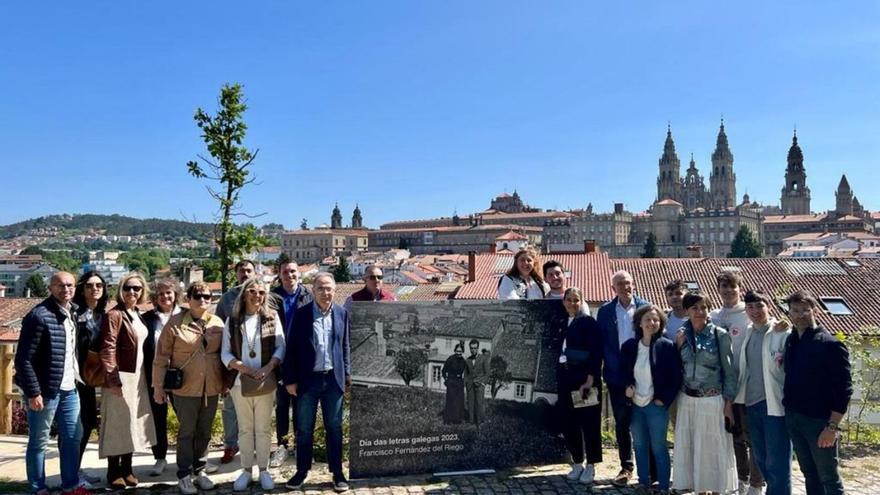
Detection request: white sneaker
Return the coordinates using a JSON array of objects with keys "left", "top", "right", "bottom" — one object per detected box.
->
[
  {"left": 233, "top": 470, "right": 252, "bottom": 492},
  {"left": 270, "top": 446, "right": 288, "bottom": 467},
  {"left": 579, "top": 464, "right": 595, "bottom": 484},
  {"left": 203, "top": 462, "right": 219, "bottom": 474},
  {"left": 178, "top": 476, "right": 198, "bottom": 495},
  {"left": 194, "top": 473, "right": 215, "bottom": 490},
  {"left": 150, "top": 459, "right": 168, "bottom": 476},
  {"left": 565, "top": 463, "right": 584, "bottom": 480},
  {"left": 738, "top": 480, "right": 749, "bottom": 495},
  {"left": 747, "top": 486, "right": 765, "bottom": 495},
  {"left": 259, "top": 470, "right": 275, "bottom": 491},
  {"left": 79, "top": 469, "right": 101, "bottom": 484}
]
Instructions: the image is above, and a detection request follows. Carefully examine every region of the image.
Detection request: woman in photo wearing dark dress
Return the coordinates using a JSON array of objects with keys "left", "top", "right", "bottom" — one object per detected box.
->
[
  {"left": 558, "top": 287, "right": 603, "bottom": 485},
  {"left": 442, "top": 343, "right": 468, "bottom": 424}
]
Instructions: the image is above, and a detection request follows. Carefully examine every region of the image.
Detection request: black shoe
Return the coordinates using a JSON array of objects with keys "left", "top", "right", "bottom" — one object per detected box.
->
[
  {"left": 285, "top": 470, "right": 308, "bottom": 490},
  {"left": 332, "top": 472, "right": 349, "bottom": 492}
]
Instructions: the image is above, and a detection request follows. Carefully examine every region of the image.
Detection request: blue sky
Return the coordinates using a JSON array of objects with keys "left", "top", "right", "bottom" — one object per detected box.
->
[{"left": 2, "top": 1, "right": 878, "bottom": 228}]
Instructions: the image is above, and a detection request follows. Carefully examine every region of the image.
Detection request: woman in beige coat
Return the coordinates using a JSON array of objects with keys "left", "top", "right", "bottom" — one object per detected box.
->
[
  {"left": 153, "top": 281, "right": 225, "bottom": 495},
  {"left": 99, "top": 273, "right": 157, "bottom": 490}
]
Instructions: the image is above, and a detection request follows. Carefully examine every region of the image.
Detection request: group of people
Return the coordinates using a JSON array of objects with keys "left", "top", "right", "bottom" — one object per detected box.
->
[
  {"left": 15, "top": 259, "right": 366, "bottom": 495},
  {"left": 497, "top": 247, "right": 853, "bottom": 495},
  {"left": 15, "top": 245, "right": 854, "bottom": 495}
]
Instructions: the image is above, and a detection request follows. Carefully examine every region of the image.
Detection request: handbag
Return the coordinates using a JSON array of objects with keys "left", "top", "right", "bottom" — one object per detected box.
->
[
  {"left": 82, "top": 350, "right": 106, "bottom": 388},
  {"left": 240, "top": 368, "right": 276, "bottom": 397},
  {"left": 163, "top": 344, "right": 202, "bottom": 390}
]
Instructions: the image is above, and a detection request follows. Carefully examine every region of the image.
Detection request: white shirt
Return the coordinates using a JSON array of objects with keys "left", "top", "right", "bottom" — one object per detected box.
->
[
  {"left": 633, "top": 341, "right": 654, "bottom": 407},
  {"left": 559, "top": 316, "right": 574, "bottom": 364},
  {"left": 155, "top": 306, "right": 183, "bottom": 348},
  {"left": 221, "top": 313, "right": 285, "bottom": 388},
  {"left": 615, "top": 299, "right": 636, "bottom": 350},
  {"left": 59, "top": 305, "right": 80, "bottom": 391},
  {"left": 497, "top": 275, "right": 548, "bottom": 300}
]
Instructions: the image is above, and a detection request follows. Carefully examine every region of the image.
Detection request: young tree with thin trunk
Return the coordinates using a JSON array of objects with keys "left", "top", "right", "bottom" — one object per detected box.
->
[{"left": 187, "top": 83, "right": 265, "bottom": 291}]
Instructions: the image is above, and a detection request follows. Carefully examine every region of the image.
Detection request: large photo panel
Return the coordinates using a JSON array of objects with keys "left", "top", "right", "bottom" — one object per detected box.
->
[{"left": 349, "top": 300, "right": 568, "bottom": 478}]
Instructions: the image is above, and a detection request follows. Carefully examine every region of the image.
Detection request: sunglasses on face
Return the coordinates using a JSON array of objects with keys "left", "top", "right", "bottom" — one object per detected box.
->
[
  {"left": 191, "top": 293, "right": 212, "bottom": 301},
  {"left": 368, "top": 275, "right": 383, "bottom": 281},
  {"left": 122, "top": 285, "right": 143, "bottom": 293}
]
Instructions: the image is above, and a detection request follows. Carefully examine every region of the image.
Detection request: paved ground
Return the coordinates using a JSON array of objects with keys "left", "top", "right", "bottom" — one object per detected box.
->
[{"left": 2, "top": 436, "right": 878, "bottom": 494}]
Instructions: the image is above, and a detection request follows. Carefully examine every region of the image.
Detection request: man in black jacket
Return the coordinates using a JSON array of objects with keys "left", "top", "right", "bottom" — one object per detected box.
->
[
  {"left": 15, "top": 272, "right": 88, "bottom": 495},
  {"left": 783, "top": 290, "right": 852, "bottom": 495},
  {"left": 269, "top": 260, "right": 314, "bottom": 467}
]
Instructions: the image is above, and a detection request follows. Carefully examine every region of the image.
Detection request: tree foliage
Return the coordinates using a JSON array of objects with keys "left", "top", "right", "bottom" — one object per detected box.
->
[
  {"left": 0, "top": 214, "right": 214, "bottom": 240},
  {"left": 394, "top": 347, "right": 428, "bottom": 386},
  {"left": 186, "top": 83, "right": 266, "bottom": 291},
  {"left": 728, "top": 225, "right": 763, "bottom": 258},
  {"left": 119, "top": 248, "right": 170, "bottom": 277},
  {"left": 332, "top": 255, "right": 352, "bottom": 283},
  {"left": 275, "top": 251, "right": 292, "bottom": 268},
  {"left": 840, "top": 331, "right": 880, "bottom": 443},
  {"left": 25, "top": 274, "right": 48, "bottom": 298},
  {"left": 642, "top": 232, "right": 658, "bottom": 258},
  {"left": 488, "top": 354, "right": 513, "bottom": 398}
]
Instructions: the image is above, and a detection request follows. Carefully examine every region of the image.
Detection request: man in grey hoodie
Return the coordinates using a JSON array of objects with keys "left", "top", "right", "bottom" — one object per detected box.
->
[{"left": 710, "top": 271, "right": 763, "bottom": 495}]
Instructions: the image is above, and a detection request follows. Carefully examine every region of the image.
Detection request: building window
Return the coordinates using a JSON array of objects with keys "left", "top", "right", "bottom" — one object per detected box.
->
[
  {"left": 819, "top": 297, "right": 854, "bottom": 315},
  {"left": 514, "top": 382, "right": 526, "bottom": 399},
  {"left": 432, "top": 365, "right": 442, "bottom": 385}
]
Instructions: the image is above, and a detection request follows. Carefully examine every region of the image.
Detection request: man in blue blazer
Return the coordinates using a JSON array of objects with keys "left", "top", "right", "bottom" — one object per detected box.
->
[
  {"left": 596, "top": 270, "right": 650, "bottom": 486},
  {"left": 283, "top": 273, "right": 351, "bottom": 492}
]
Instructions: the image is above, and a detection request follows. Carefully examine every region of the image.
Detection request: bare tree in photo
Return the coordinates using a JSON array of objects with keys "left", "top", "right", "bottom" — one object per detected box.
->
[
  {"left": 488, "top": 355, "right": 513, "bottom": 398},
  {"left": 395, "top": 347, "right": 428, "bottom": 386}
]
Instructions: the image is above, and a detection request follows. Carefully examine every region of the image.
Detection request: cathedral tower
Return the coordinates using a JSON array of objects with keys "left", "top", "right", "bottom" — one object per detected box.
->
[
  {"left": 656, "top": 124, "right": 682, "bottom": 202},
  {"left": 331, "top": 203, "right": 342, "bottom": 229},
  {"left": 710, "top": 119, "right": 737, "bottom": 209},
  {"left": 780, "top": 130, "right": 811, "bottom": 215},
  {"left": 835, "top": 175, "right": 853, "bottom": 217},
  {"left": 351, "top": 204, "right": 363, "bottom": 229}
]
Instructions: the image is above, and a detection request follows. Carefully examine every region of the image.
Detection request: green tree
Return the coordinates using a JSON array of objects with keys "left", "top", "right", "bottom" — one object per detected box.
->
[
  {"left": 394, "top": 347, "right": 427, "bottom": 386},
  {"left": 729, "top": 225, "right": 763, "bottom": 258},
  {"left": 275, "top": 252, "right": 292, "bottom": 268},
  {"left": 300, "top": 218, "right": 308, "bottom": 230},
  {"left": 642, "top": 232, "right": 658, "bottom": 258},
  {"left": 187, "top": 83, "right": 265, "bottom": 291},
  {"left": 488, "top": 354, "right": 513, "bottom": 398},
  {"left": 332, "top": 255, "right": 352, "bottom": 283},
  {"left": 120, "top": 248, "right": 170, "bottom": 277},
  {"left": 840, "top": 330, "right": 880, "bottom": 443},
  {"left": 25, "top": 274, "right": 48, "bottom": 298}
]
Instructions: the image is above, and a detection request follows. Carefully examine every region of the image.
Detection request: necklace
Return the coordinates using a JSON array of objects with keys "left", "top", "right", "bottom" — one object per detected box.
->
[{"left": 245, "top": 315, "right": 259, "bottom": 359}]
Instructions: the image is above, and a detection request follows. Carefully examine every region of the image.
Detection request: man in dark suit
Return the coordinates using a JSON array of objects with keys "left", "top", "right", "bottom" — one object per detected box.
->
[
  {"left": 283, "top": 273, "right": 351, "bottom": 492},
  {"left": 465, "top": 339, "right": 491, "bottom": 425}
]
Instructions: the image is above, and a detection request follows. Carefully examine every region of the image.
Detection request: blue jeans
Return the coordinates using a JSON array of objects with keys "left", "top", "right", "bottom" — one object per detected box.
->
[
  {"left": 295, "top": 372, "right": 344, "bottom": 474},
  {"left": 630, "top": 402, "right": 670, "bottom": 490},
  {"left": 26, "top": 390, "right": 82, "bottom": 493},
  {"left": 747, "top": 401, "right": 792, "bottom": 495},
  {"left": 222, "top": 392, "right": 238, "bottom": 448},
  {"left": 786, "top": 411, "right": 844, "bottom": 495}
]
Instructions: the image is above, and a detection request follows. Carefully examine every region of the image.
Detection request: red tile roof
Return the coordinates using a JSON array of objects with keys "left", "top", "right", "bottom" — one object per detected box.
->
[
  {"left": 455, "top": 253, "right": 613, "bottom": 303},
  {"left": 0, "top": 298, "right": 42, "bottom": 343},
  {"left": 496, "top": 231, "right": 528, "bottom": 241}
]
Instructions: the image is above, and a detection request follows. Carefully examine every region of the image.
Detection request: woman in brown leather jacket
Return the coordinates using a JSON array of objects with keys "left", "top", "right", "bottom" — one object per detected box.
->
[
  {"left": 98, "top": 272, "right": 157, "bottom": 490},
  {"left": 152, "top": 281, "right": 225, "bottom": 494}
]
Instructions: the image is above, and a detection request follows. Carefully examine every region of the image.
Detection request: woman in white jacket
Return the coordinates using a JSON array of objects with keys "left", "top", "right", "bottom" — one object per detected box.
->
[
  {"left": 738, "top": 290, "right": 792, "bottom": 495},
  {"left": 497, "top": 247, "right": 549, "bottom": 300}
]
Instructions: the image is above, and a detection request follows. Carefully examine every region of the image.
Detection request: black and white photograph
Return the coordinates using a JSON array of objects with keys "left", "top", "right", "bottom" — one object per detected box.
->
[{"left": 348, "top": 300, "right": 569, "bottom": 478}]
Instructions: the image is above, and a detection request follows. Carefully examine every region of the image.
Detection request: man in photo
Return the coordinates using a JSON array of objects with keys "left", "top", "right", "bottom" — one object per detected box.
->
[{"left": 465, "top": 339, "right": 491, "bottom": 426}]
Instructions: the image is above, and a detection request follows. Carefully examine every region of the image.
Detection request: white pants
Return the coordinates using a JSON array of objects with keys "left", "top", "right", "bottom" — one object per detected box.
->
[{"left": 230, "top": 386, "right": 275, "bottom": 470}]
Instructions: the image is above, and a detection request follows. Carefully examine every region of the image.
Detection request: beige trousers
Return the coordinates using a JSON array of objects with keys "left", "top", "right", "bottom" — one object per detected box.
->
[{"left": 230, "top": 386, "right": 275, "bottom": 470}]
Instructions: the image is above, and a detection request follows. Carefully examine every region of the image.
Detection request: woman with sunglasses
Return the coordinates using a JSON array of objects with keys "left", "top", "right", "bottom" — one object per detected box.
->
[
  {"left": 221, "top": 278, "right": 285, "bottom": 492},
  {"left": 152, "top": 282, "right": 225, "bottom": 495},
  {"left": 98, "top": 273, "right": 156, "bottom": 490},
  {"left": 142, "top": 277, "right": 184, "bottom": 477},
  {"left": 72, "top": 271, "right": 108, "bottom": 487}
]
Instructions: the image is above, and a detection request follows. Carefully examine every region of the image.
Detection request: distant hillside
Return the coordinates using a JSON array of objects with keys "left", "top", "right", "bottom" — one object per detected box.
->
[{"left": 0, "top": 214, "right": 216, "bottom": 239}]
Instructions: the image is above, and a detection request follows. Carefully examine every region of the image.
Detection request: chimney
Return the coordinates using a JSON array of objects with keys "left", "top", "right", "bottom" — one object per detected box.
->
[
  {"left": 0, "top": 284, "right": 5, "bottom": 298},
  {"left": 584, "top": 239, "right": 597, "bottom": 253},
  {"left": 614, "top": 203, "right": 624, "bottom": 214},
  {"left": 467, "top": 251, "right": 476, "bottom": 282},
  {"left": 489, "top": 243, "right": 496, "bottom": 254}
]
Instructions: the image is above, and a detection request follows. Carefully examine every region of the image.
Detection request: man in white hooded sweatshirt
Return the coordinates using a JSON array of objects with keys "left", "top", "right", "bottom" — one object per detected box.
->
[{"left": 710, "top": 271, "right": 763, "bottom": 495}]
